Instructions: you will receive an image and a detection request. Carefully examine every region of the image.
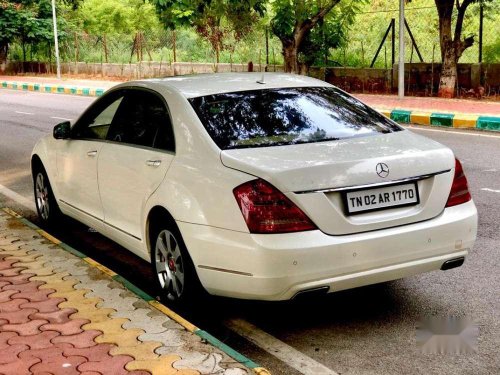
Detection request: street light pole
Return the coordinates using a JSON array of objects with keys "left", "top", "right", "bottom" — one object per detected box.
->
[
  {"left": 398, "top": 0, "right": 405, "bottom": 98},
  {"left": 51, "top": 0, "right": 61, "bottom": 79}
]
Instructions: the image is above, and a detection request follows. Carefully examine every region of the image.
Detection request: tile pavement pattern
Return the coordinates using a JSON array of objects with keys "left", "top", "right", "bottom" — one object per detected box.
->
[{"left": 0, "top": 210, "right": 250, "bottom": 375}]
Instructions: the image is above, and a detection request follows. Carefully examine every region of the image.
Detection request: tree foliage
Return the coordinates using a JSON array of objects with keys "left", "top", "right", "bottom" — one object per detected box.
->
[
  {"left": 0, "top": 0, "right": 65, "bottom": 63},
  {"left": 270, "top": 0, "right": 366, "bottom": 73},
  {"left": 152, "top": 0, "right": 266, "bottom": 62},
  {"left": 77, "top": 0, "right": 157, "bottom": 35}
]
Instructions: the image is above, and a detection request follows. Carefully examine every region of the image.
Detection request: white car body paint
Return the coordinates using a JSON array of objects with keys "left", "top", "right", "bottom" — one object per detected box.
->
[{"left": 32, "top": 73, "right": 478, "bottom": 301}]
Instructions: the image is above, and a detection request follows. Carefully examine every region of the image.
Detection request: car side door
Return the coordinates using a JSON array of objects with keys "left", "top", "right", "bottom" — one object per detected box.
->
[
  {"left": 56, "top": 90, "right": 125, "bottom": 221},
  {"left": 97, "top": 88, "right": 175, "bottom": 240}
]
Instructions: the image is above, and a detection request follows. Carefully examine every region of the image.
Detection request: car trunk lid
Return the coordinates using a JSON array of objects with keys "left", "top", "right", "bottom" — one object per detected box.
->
[{"left": 221, "top": 130, "right": 455, "bottom": 235}]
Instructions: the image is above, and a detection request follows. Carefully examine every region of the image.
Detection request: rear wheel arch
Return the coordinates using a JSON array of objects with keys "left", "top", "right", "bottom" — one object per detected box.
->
[
  {"left": 146, "top": 206, "right": 177, "bottom": 254},
  {"left": 146, "top": 205, "right": 205, "bottom": 302}
]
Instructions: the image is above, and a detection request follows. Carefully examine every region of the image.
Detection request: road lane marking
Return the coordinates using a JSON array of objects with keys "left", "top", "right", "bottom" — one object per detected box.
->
[
  {"left": 226, "top": 318, "right": 339, "bottom": 375},
  {"left": 407, "top": 126, "right": 500, "bottom": 138},
  {"left": 481, "top": 188, "right": 500, "bottom": 193},
  {"left": 51, "top": 116, "right": 72, "bottom": 121},
  {"left": 15, "top": 111, "right": 34, "bottom": 115},
  {"left": 482, "top": 169, "right": 497, "bottom": 172},
  {"left": 0, "top": 183, "right": 36, "bottom": 211}
]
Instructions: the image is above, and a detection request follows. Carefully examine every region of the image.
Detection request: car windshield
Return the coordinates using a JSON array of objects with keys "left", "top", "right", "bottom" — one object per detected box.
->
[{"left": 189, "top": 86, "right": 402, "bottom": 150}]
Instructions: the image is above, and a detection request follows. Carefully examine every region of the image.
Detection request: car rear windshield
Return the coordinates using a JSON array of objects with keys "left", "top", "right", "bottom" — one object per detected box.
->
[{"left": 189, "top": 86, "right": 402, "bottom": 150}]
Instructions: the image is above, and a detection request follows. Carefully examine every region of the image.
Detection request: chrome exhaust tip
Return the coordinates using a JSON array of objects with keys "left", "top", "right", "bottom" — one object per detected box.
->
[
  {"left": 441, "top": 257, "right": 465, "bottom": 271},
  {"left": 292, "top": 286, "right": 330, "bottom": 300}
]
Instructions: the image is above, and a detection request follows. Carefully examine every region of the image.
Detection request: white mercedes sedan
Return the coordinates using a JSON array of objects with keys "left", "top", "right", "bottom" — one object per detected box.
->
[{"left": 31, "top": 73, "right": 478, "bottom": 303}]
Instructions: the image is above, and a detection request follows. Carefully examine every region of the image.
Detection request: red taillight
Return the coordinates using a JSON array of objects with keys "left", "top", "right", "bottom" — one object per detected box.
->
[
  {"left": 233, "top": 179, "right": 317, "bottom": 234},
  {"left": 446, "top": 158, "right": 472, "bottom": 207}
]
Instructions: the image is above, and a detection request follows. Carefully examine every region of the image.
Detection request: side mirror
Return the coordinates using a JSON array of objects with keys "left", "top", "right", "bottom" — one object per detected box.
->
[{"left": 53, "top": 121, "right": 71, "bottom": 140}]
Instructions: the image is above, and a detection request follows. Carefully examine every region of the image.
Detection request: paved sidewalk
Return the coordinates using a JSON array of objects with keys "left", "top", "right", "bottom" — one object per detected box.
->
[
  {"left": 0, "top": 209, "right": 259, "bottom": 375},
  {"left": 355, "top": 94, "right": 500, "bottom": 131},
  {"left": 356, "top": 94, "right": 500, "bottom": 116}
]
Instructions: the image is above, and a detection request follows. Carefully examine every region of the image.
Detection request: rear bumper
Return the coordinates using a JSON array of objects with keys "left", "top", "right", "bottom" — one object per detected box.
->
[{"left": 178, "top": 200, "right": 478, "bottom": 301}]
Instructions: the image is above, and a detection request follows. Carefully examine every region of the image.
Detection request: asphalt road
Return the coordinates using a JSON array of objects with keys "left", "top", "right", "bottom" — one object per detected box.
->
[{"left": 1, "top": 89, "right": 499, "bottom": 375}]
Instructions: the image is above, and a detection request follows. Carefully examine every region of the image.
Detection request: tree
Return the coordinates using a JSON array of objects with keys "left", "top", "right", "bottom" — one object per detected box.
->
[
  {"left": 73, "top": 0, "right": 157, "bottom": 63},
  {"left": 271, "top": 0, "right": 365, "bottom": 73},
  {"left": 297, "top": 11, "right": 348, "bottom": 72},
  {"left": 432, "top": 0, "right": 481, "bottom": 97},
  {"left": 152, "top": 0, "right": 266, "bottom": 63},
  {"left": 0, "top": 0, "right": 54, "bottom": 65}
]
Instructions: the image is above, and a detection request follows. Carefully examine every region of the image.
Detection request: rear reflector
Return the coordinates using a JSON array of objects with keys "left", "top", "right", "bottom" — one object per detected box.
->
[
  {"left": 233, "top": 179, "right": 317, "bottom": 234},
  {"left": 446, "top": 158, "right": 471, "bottom": 207}
]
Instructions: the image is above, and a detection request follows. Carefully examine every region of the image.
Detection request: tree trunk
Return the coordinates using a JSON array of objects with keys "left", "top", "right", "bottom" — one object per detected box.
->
[
  {"left": 172, "top": 30, "right": 177, "bottom": 62},
  {"left": 438, "top": 41, "right": 458, "bottom": 98},
  {"left": 434, "top": 0, "right": 474, "bottom": 98},
  {"left": 0, "top": 43, "right": 8, "bottom": 71},
  {"left": 283, "top": 42, "right": 299, "bottom": 73},
  {"left": 103, "top": 35, "right": 109, "bottom": 63},
  {"left": 74, "top": 32, "right": 79, "bottom": 63}
]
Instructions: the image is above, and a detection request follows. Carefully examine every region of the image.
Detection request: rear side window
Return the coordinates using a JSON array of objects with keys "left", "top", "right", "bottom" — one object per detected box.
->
[
  {"left": 107, "top": 90, "right": 175, "bottom": 152},
  {"left": 189, "top": 87, "right": 401, "bottom": 150}
]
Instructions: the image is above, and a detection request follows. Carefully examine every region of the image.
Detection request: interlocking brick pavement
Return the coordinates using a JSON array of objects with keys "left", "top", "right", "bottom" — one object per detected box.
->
[{"left": 0, "top": 210, "right": 251, "bottom": 375}]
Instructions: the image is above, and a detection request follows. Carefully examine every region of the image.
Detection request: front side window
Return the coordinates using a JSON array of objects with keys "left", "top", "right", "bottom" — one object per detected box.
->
[
  {"left": 72, "top": 92, "right": 124, "bottom": 140},
  {"left": 189, "top": 87, "right": 402, "bottom": 150},
  {"left": 107, "top": 90, "right": 175, "bottom": 151}
]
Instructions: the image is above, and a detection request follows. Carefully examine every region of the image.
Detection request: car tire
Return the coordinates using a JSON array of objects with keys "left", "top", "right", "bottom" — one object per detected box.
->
[
  {"left": 33, "top": 165, "right": 61, "bottom": 227},
  {"left": 150, "top": 219, "right": 203, "bottom": 305}
]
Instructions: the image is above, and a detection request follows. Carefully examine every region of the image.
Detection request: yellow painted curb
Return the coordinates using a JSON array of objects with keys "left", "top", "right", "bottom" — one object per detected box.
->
[
  {"left": 379, "top": 109, "right": 391, "bottom": 119},
  {"left": 36, "top": 229, "right": 62, "bottom": 244},
  {"left": 453, "top": 114, "right": 479, "bottom": 128},
  {"left": 148, "top": 300, "right": 198, "bottom": 333},
  {"left": 410, "top": 112, "right": 432, "bottom": 126},
  {"left": 2, "top": 207, "right": 22, "bottom": 218},
  {"left": 253, "top": 367, "right": 273, "bottom": 375},
  {"left": 83, "top": 257, "right": 117, "bottom": 277}
]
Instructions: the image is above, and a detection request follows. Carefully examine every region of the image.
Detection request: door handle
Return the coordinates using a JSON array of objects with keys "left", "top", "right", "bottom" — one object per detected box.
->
[
  {"left": 146, "top": 159, "right": 162, "bottom": 167},
  {"left": 87, "top": 150, "right": 98, "bottom": 157}
]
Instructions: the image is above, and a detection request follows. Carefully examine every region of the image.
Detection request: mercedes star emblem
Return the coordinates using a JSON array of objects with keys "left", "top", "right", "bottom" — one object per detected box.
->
[{"left": 376, "top": 162, "right": 389, "bottom": 178}]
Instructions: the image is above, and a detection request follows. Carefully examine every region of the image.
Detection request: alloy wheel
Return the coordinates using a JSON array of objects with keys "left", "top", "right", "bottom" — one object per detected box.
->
[
  {"left": 154, "top": 229, "right": 185, "bottom": 300},
  {"left": 35, "top": 172, "right": 50, "bottom": 221}
]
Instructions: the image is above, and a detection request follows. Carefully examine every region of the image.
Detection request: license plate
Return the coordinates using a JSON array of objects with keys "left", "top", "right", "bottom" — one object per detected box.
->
[{"left": 344, "top": 182, "right": 419, "bottom": 214}]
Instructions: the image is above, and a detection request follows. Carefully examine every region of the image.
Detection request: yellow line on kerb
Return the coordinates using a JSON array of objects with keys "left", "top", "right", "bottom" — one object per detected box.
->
[
  {"left": 148, "top": 300, "right": 198, "bottom": 333},
  {"left": 410, "top": 112, "right": 432, "bottom": 126},
  {"left": 36, "top": 229, "right": 62, "bottom": 244},
  {"left": 2, "top": 207, "right": 22, "bottom": 218},
  {"left": 453, "top": 114, "right": 479, "bottom": 128},
  {"left": 83, "top": 257, "right": 117, "bottom": 277},
  {"left": 253, "top": 367, "right": 272, "bottom": 375}
]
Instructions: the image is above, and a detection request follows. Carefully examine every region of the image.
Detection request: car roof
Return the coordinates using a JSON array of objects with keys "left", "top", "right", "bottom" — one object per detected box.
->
[{"left": 126, "top": 73, "right": 331, "bottom": 99}]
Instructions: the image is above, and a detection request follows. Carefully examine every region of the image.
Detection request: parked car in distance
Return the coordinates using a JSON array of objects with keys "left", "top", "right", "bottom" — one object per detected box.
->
[{"left": 31, "top": 73, "right": 478, "bottom": 303}]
